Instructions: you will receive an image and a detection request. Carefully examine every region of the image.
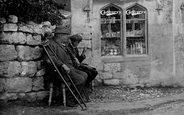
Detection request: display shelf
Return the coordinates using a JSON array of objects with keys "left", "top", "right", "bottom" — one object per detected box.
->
[
  {"left": 126, "top": 19, "right": 145, "bottom": 22},
  {"left": 101, "top": 37, "right": 121, "bottom": 39},
  {"left": 126, "top": 35, "right": 143, "bottom": 37}
]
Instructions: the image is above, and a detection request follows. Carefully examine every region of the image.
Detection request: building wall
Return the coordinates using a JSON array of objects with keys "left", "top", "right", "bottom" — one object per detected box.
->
[
  {"left": 173, "top": 0, "right": 184, "bottom": 86},
  {"left": 70, "top": 0, "right": 180, "bottom": 87}
]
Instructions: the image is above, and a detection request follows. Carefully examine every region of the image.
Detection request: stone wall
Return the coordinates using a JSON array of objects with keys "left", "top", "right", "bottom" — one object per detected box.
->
[{"left": 0, "top": 15, "right": 54, "bottom": 102}]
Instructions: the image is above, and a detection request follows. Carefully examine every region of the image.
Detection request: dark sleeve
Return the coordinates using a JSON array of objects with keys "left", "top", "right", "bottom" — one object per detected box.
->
[
  {"left": 45, "top": 40, "right": 64, "bottom": 67},
  {"left": 78, "top": 54, "right": 86, "bottom": 63},
  {"left": 74, "top": 48, "right": 86, "bottom": 63}
]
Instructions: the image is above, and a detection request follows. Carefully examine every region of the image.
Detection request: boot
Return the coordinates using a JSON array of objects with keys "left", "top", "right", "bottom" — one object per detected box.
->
[
  {"left": 66, "top": 86, "right": 78, "bottom": 107},
  {"left": 66, "top": 100, "right": 78, "bottom": 107}
]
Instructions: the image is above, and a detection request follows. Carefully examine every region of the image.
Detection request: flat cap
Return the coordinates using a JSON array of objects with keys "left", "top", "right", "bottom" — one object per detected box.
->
[{"left": 69, "top": 34, "right": 83, "bottom": 42}]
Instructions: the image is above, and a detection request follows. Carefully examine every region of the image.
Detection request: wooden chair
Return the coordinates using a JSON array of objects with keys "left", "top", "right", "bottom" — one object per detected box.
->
[
  {"left": 46, "top": 68, "right": 68, "bottom": 106},
  {"left": 48, "top": 82, "right": 66, "bottom": 106}
]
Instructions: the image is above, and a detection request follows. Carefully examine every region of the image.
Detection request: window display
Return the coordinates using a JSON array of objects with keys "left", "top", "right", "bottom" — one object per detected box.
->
[
  {"left": 126, "top": 4, "right": 147, "bottom": 55},
  {"left": 100, "top": 3, "right": 147, "bottom": 57},
  {"left": 100, "top": 4, "right": 122, "bottom": 56}
]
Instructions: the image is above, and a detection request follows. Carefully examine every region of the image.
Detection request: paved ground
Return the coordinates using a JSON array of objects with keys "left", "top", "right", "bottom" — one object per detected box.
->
[
  {"left": 59, "top": 92, "right": 184, "bottom": 115},
  {"left": 135, "top": 101, "right": 184, "bottom": 115},
  {"left": 1, "top": 86, "right": 184, "bottom": 115}
]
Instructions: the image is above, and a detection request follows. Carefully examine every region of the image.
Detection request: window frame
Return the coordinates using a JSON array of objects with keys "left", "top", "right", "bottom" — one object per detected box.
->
[
  {"left": 100, "top": 3, "right": 124, "bottom": 57},
  {"left": 124, "top": 3, "right": 148, "bottom": 57},
  {"left": 99, "top": 3, "right": 149, "bottom": 62}
]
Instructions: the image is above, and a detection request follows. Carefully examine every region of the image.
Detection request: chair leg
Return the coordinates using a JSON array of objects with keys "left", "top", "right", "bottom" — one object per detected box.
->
[
  {"left": 90, "top": 81, "right": 94, "bottom": 93},
  {"left": 49, "top": 83, "right": 53, "bottom": 106},
  {"left": 62, "top": 84, "right": 66, "bottom": 106}
]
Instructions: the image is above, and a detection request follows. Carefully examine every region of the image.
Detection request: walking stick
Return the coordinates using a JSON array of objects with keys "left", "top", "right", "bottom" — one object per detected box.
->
[
  {"left": 41, "top": 40, "right": 87, "bottom": 110},
  {"left": 63, "top": 71, "right": 88, "bottom": 107}
]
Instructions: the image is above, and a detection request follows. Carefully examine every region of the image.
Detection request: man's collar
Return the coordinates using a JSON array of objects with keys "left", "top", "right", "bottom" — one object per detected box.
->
[{"left": 69, "top": 41, "right": 77, "bottom": 48}]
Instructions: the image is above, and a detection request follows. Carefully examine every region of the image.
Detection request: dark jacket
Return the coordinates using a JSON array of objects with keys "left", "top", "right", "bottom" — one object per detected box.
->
[
  {"left": 45, "top": 38, "right": 75, "bottom": 68},
  {"left": 67, "top": 43, "right": 86, "bottom": 63}
]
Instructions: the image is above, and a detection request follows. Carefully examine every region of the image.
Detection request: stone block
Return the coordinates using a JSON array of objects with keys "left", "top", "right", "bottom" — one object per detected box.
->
[
  {"left": 2, "top": 23, "right": 18, "bottom": 31},
  {"left": 25, "top": 92, "right": 36, "bottom": 102},
  {"left": 0, "top": 17, "right": 6, "bottom": 24},
  {"left": 36, "top": 60, "right": 46, "bottom": 70},
  {"left": 16, "top": 45, "right": 42, "bottom": 61},
  {"left": 113, "top": 72, "right": 124, "bottom": 79},
  {"left": 17, "top": 92, "right": 26, "bottom": 100},
  {"left": 35, "top": 68, "right": 45, "bottom": 77},
  {"left": 18, "top": 24, "right": 33, "bottom": 33},
  {"left": 0, "top": 32, "right": 26, "bottom": 44},
  {"left": 33, "top": 25, "right": 43, "bottom": 35},
  {"left": 104, "top": 63, "right": 121, "bottom": 72},
  {"left": 5, "top": 77, "right": 32, "bottom": 92},
  {"left": 0, "top": 45, "right": 17, "bottom": 61},
  {"left": 6, "top": 93, "right": 18, "bottom": 100},
  {"left": 42, "top": 21, "right": 51, "bottom": 27},
  {"left": 94, "top": 77, "right": 103, "bottom": 86},
  {"left": 0, "top": 61, "right": 21, "bottom": 78},
  {"left": 100, "top": 72, "right": 113, "bottom": 79},
  {"left": 32, "top": 77, "right": 44, "bottom": 91},
  {"left": 0, "top": 92, "right": 18, "bottom": 100},
  {"left": 8, "top": 15, "right": 18, "bottom": 23},
  {"left": 36, "top": 91, "right": 48, "bottom": 100},
  {"left": 103, "top": 79, "right": 120, "bottom": 86},
  {"left": 20, "top": 61, "right": 37, "bottom": 77},
  {"left": 26, "top": 34, "right": 41, "bottom": 45},
  {"left": 0, "top": 78, "right": 6, "bottom": 92}
]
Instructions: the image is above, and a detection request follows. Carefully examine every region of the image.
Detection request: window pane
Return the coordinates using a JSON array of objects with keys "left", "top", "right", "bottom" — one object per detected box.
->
[
  {"left": 126, "top": 5, "right": 146, "bottom": 19},
  {"left": 126, "top": 4, "right": 147, "bottom": 55},
  {"left": 100, "top": 5, "right": 122, "bottom": 56}
]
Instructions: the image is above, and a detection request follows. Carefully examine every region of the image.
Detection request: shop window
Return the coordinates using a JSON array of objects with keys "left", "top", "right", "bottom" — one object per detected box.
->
[
  {"left": 100, "top": 4, "right": 122, "bottom": 56},
  {"left": 126, "top": 4, "right": 147, "bottom": 55}
]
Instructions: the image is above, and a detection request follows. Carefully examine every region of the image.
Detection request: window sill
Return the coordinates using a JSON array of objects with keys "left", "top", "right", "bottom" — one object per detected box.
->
[
  {"left": 101, "top": 56, "right": 125, "bottom": 63},
  {"left": 125, "top": 55, "right": 149, "bottom": 61},
  {"left": 101, "top": 55, "right": 149, "bottom": 63}
]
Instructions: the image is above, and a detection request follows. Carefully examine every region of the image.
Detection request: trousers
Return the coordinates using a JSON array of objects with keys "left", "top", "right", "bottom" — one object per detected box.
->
[
  {"left": 66, "top": 67, "right": 87, "bottom": 102},
  {"left": 78, "top": 64, "right": 98, "bottom": 86}
]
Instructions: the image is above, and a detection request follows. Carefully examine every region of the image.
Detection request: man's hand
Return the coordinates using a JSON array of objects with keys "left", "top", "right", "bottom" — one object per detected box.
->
[
  {"left": 62, "top": 64, "right": 70, "bottom": 73},
  {"left": 74, "top": 57, "right": 80, "bottom": 67},
  {"left": 81, "top": 47, "right": 86, "bottom": 58},
  {"left": 82, "top": 47, "right": 86, "bottom": 55}
]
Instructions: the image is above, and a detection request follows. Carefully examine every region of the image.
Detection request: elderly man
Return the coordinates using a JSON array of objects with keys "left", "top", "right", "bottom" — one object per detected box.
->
[
  {"left": 66, "top": 34, "right": 98, "bottom": 89},
  {"left": 44, "top": 29, "right": 88, "bottom": 107}
]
